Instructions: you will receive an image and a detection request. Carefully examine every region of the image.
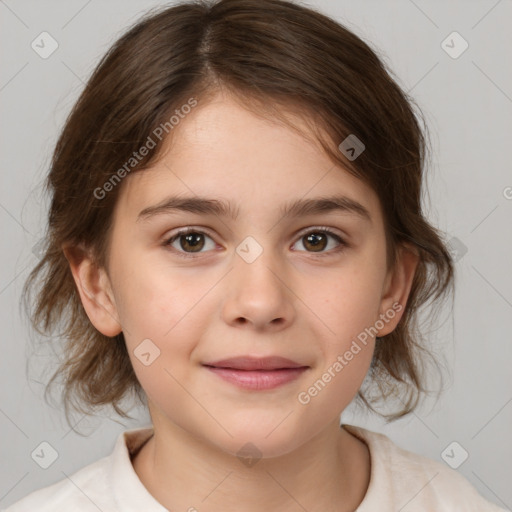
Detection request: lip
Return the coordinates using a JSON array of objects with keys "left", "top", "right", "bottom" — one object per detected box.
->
[
  {"left": 203, "top": 355, "right": 306, "bottom": 370},
  {"left": 202, "top": 356, "right": 309, "bottom": 391}
]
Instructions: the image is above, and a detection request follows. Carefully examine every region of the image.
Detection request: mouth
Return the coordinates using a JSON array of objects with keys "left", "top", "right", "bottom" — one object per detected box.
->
[{"left": 202, "top": 356, "right": 310, "bottom": 390}]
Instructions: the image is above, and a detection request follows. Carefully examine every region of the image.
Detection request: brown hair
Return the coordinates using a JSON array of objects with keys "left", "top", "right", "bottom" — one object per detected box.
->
[{"left": 22, "top": 0, "right": 454, "bottom": 426}]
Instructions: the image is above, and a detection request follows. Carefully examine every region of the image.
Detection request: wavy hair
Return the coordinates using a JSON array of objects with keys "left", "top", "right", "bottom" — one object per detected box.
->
[{"left": 22, "top": 0, "right": 454, "bottom": 427}]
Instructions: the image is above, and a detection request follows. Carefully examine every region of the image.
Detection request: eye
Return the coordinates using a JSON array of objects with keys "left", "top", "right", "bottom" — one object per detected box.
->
[
  {"left": 163, "top": 228, "right": 216, "bottom": 258},
  {"left": 291, "top": 227, "right": 347, "bottom": 257},
  {"left": 162, "top": 226, "right": 347, "bottom": 259}
]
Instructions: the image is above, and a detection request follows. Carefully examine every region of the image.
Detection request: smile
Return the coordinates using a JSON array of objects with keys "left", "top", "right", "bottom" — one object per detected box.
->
[{"left": 203, "top": 366, "right": 309, "bottom": 390}]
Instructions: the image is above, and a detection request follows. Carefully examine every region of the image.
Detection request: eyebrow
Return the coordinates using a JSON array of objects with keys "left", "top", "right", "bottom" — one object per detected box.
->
[{"left": 137, "top": 194, "right": 372, "bottom": 223}]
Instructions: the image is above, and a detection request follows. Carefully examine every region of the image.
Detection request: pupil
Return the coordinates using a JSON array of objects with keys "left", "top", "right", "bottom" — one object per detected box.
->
[
  {"left": 306, "top": 233, "right": 326, "bottom": 252},
  {"left": 182, "top": 233, "right": 204, "bottom": 252}
]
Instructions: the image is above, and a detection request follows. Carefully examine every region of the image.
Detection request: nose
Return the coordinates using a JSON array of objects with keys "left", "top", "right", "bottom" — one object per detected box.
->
[{"left": 221, "top": 245, "right": 296, "bottom": 332}]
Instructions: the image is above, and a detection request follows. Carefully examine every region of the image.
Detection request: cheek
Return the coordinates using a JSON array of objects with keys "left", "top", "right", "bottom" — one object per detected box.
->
[
  {"left": 308, "top": 265, "right": 383, "bottom": 343},
  {"left": 113, "top": 256, "right": 207, "bottom": 340},
  {"left": 295, "top": 332, "right": 375, "bottom": 435},
  {"left": 298, "top": 317, "right": 376, "bottom": 420},
  {"left": 115, "top": 262, "right": 217, "bottom": 379},
  {"left": 119, "top": 276, "right": 205, "bottom": 415},
  {"left": 298, "top": 260, "right": 382, "bottom": 400}
]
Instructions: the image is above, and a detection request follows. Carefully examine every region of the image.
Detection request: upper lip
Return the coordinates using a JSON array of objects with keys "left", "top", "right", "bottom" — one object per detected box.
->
[{"left": 203, "top": 356, "right": 308, "bottom": 371}]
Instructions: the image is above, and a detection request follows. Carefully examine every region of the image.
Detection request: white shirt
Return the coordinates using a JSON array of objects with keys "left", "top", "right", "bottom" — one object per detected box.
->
[{"left": 2, "top": 424, "right": 506, "bottom": 511}]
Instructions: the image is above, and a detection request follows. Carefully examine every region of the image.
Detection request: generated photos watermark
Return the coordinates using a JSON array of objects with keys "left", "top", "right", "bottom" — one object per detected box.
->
[
  {"left": 297, "top": 301, "right": 403, "bottom": 405},
  {"left": 93, "top": 97, "right": 198, "bottom": 200}
]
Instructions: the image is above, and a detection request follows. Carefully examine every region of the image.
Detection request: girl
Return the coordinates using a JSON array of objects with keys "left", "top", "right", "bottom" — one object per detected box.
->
[{"left": 5, "top": 0, "right": 506, "bottom": 510}]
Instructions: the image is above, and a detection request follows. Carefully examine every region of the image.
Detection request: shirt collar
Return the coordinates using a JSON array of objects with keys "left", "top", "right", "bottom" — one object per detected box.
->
[
  {"left": 109, "top": 425, "right": 169, "bottom": 511},
  {"left": 342, "top": 423, "right": 393, "bottom": 510},
  {"left": 108, "top": 423, "right": 388, "bottom": 511}
]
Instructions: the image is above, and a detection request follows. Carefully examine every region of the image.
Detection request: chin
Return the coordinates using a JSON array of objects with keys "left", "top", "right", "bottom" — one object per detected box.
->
[{"left": 205, "top": 416, "right": 309, "bottom": 461}]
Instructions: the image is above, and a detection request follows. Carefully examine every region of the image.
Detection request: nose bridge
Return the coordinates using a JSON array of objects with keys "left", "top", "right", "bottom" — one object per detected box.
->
[
  {"left": 234, "top": 236, "right": 284, "bottom": 295},
  {"left": 222, "top": 235, "right": 294, "bottom": 328}
]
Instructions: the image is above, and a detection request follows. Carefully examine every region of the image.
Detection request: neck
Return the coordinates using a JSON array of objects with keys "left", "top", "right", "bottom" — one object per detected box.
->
[{"left": 132, "top": 418, "right": 370, "bottom": 512}]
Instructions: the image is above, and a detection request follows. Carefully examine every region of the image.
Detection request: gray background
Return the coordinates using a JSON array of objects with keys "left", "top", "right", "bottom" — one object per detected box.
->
[{"left": 1, "top": 0, "right": 511, "bottom": 509}]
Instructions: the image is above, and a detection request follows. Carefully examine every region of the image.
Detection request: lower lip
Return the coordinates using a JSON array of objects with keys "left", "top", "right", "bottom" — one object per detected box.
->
[{"left": 204, "top": 366, "right": 308, "bottom": 390}]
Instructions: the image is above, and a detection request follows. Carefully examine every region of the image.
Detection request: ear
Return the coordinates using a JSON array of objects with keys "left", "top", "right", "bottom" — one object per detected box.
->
[
  {"left": 376, "top": 243, "right": 419, "bottom": 337},
  {"left": 62, "top": 244, "right": 122, "bottom": 337}
]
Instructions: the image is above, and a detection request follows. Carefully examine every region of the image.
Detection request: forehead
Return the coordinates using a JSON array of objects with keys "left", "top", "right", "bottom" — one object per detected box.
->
[{"left": 116, "top": 94, "right": 382, "bottom": 225}]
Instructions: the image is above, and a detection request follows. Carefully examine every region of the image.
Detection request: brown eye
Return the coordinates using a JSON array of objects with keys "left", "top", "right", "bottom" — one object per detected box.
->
[
  {"left": 292, "top": 228, "right": 346, "bottom": 256},
  {"left": 302, "top": 232, "right": 328, "bottom": 252},
  {"left": 178, "top": 232, "right": 205, "bottom": 252},
  {"left": 164, "top": 229, "right": 216, "bottom": 257}
]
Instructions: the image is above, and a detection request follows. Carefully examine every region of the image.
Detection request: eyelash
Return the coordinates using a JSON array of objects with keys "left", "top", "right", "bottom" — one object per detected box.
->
[{"left": 162, "top": 227, "right": 348, "bottom": 260}]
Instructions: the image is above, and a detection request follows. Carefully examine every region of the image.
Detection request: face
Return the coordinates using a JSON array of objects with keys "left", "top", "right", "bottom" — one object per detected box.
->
[{"left": 71, "top": 91, "right": 416, "bottom": 458}]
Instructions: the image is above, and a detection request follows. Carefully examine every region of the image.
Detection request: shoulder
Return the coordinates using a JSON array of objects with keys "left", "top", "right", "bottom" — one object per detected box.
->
[
  {"left": 344, "top": 424, "right": 506, "bottom": 512},
  {"left": 3, "top": 426, "right": 157, "bottom": 512},
  {"left": 1, "top": 456, "right": 112, "bottom": 512}
]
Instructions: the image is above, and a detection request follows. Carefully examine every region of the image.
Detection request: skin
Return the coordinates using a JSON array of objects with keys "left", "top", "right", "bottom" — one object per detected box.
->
[{"left": 64, "top": 90, "right": 419, "bottom": 512}]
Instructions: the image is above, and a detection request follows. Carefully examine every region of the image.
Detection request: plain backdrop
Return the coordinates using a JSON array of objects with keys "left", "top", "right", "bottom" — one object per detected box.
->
[{"left": 1, "top": 0, "right": 511, "bottom": 509}]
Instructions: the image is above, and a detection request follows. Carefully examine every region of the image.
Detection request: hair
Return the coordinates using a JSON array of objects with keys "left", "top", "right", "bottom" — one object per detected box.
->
[{"left": 22, "top": 0, "right": 454, "bottom": 427}]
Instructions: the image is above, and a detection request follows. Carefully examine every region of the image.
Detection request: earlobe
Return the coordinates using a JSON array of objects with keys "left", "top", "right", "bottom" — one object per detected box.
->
[
  {"left": 377, "top": 243, "right": 419, "bottom": 337},
  {"left": 62, "top": 244, "right": 122, "bottom": 337}
]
